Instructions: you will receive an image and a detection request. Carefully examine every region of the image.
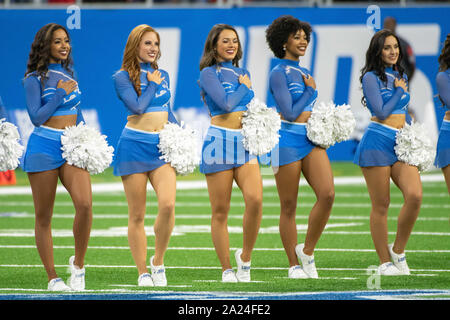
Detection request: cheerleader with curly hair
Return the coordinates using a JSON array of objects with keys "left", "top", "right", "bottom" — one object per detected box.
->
[
  {"left": 22, "top": 23, "right": 91, "bottom": 291},
  {"left": 435, "top": 33, "right": 450, "bottom": 194},
  {"left": 354, "top": 29, "right": 421, "bottom": 275},
  {"left": 265, "top": 15, "right": 334, "bottom": 279}
]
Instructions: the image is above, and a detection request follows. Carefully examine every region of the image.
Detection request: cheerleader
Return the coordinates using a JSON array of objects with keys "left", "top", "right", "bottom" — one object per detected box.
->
[
  {"left": 199, "top": 24, "right": 263, "bottom": 282},
  {"left": 113, "top": 24, "right": 178, "bottom": 287},
  {"left": 354, "top": 29, "right": 421, "bottom": 275},
  {"left": 266, "top": 16, "right": 334, "bottom": 279},
  {"left": 435, "top": 33, "right": 450, "bottom": 194},
  {"left": 22, "top": 23, "right": 91, "bottom": 291}
]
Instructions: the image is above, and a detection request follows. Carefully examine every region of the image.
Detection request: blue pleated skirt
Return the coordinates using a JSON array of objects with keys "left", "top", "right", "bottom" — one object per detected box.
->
[
  {"left": 435, "top": 120, "right": 450, "bottom": 169},
  {"left": 113, "top": 126, "right": 167, "bottom": 176},
  {"left": 272, "top": 120, "right": 315, "bottom": 167},
  {"left": 22, "top": 126, "right": 65, "bottom": 172},
  {"left": 199, "top": 125, "right": 256, "bottom": 174},
  {"left": 353, "top": 121, "right": 399, "bottom": 167}
]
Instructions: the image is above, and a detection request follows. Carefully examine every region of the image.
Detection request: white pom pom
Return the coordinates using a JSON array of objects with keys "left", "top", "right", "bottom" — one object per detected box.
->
[
  {"left": 333, "top": 104, "right": 356, "bottom": 143},
  {"left": 0, "top": 118, "right": 24, "bottom": 171},
  {"left": 61, "top": 122, "right": 114, "bottom": 175},
  {"left": 241, "top": 98, "right": 281, "bottom": 156},
  {"left": 158, "top": 121, "right": 200, "bottom": 175},
  {"left": 394, "top": 121, "right": 436, "bottom": 172},
  {"left": 306, "top": 101, "right": 335, "bottom": 149}
]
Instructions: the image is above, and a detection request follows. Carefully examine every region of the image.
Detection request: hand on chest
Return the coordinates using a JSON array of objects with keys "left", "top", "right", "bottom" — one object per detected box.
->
[{"left": 217, "top": 67, "right": 244, "bottom": 92}]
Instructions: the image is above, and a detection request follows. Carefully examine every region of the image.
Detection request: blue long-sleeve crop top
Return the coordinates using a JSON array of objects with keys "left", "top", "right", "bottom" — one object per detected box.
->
[
  {"left": 199, "top": 61, "right": 254, "bottom": 117},
  {"left": 436, "top": 69, "right": 450, "bottom": 110},
  {"left": 113, "top": 63, "right": 171, "bottom": 117},
  {"left": 23, "top": 63, "right": 83, "bottom": 127},
  {"left": 269, "top": 59, "right": 317, "bottom": 122},
  {"left": 361, "top": 67, "right": 410, "bottom": 120}
]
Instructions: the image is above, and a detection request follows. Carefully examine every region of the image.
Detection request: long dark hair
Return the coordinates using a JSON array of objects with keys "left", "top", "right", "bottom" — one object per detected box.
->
[
  {"left": 360, "top": 29, "right": 405, "bottom": 107},
  {"left": 199, "top": 24, "right": 243, "bottom": 70},
  {"left": 24, "top": 23, "right": 74, "bottom": 83},
  {"left": 437, "top": 33, "right": 450, "bottom": 107},
  {"left": 438, "top": 33, "right": 450, "bottom": 72}
]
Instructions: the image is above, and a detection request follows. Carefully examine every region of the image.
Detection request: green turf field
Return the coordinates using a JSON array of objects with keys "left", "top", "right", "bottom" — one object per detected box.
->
[{"left": 0, "top": 163, "right": 449, "bottom": 299}]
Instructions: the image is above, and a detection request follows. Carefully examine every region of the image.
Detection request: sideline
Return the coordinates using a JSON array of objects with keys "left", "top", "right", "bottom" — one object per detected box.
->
[{"left": 0, "top": 289, "right": 449, "bottom": 300}]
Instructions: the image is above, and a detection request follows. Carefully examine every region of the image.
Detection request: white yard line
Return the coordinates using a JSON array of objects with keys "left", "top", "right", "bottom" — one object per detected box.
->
[
  {"left": 2, "top": 212, "right": 448, "bottom": 222},
  {"left": 176, "top": 191, "right": 449, "bottom": 198},
  {"left": 1, "top": 201, "right": 448, "bottom": 209},
  {"left": 1, "top": 229, "right": 449, "bottom": 237},
  {"left": 0, "top": 264, "right": 448, "bottom": 273},
  {"left": 0, "top": 174, "right": 445, "bottom": 195},
  {"left": 1, "top": 245, "right": 449, "bottom": 253},
  {"left": 1, "top": 224, "right": 449, "bottom": 237}
]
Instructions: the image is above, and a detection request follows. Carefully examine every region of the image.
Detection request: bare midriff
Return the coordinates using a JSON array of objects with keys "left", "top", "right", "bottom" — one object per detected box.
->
[
  {"left": 211, "top": 111, "right": 245, "bottom": 129},
  {"left": 43, "top": 115, "right": 77, "bottom": 129},
  {"left": 371, "top": 114, "right": 406, "bottom": 129},
  {"left": 126, "top": 111, "right": 168, "bottom": 132},
  {"left": 280, "top": 111, "right": 312, "bottom": 123},
  {"left": 445, "top": 110, "right": 450, "bottom": 121}
]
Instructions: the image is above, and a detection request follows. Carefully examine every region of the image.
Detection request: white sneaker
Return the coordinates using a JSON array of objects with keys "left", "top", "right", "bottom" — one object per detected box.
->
[
  {"left": 67, "top": 256, "right": 85, "bottom": 291},
  {"left": 48, "top": 278, "right": 71, "bottom": 292},
  {"left": 288, "top": 265, "right": 308, "bottom": 279},
  {"left": 377, "top": 262, "right": 403, "bottom": 276},
  {"left": 234, "top": 249, "right": 251, "bottom": 282},
  {"left": 150, "top": 256, "right": 167, "bottom": 286},
  {"left": 222, "top": 269, "right": 238, "bottom": 283},
  {"left": 295, "top": 244, "right": 319, "bottom": 278},
  {"left": 388, "top": 244, "right": 411, "bottom": 275},
  {"left": 138, "top": 273, "right": 154, "bottom": 287}
]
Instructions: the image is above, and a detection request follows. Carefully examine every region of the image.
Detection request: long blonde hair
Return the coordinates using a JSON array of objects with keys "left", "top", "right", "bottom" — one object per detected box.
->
[{"left": 121, "top": 24, "right": 161, "bottom": 96}]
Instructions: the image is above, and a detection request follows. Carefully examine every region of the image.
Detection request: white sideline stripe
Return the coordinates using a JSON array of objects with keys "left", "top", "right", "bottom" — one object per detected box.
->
[
  {"left": 0, "top": 288, "right": 183, "bottom": 293},
  {"left": 1, "top": 245, "right": 449, "bottom": 253},
  {"left": 1, "top": 289, "right": 448, "bottom": 299},
  {"left": 1, "top": 201, "right": 448, "bottom": 209},
  {"left": 1, "top": 212, "right": 448, "bottom": 221},
  {"left": 0, "top": 174, "right": 445, "bottom": 195},
  {"left": 0, "top": 264, "right": 448, "bottom": 273}
]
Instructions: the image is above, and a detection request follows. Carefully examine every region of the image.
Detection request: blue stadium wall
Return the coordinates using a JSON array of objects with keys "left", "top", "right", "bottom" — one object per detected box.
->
[{"left": 0, "top": 6, "right": 449, "bottom": 161}]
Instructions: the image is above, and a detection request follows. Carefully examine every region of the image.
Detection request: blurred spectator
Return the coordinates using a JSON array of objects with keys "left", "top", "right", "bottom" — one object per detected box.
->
[
  {"left": 81, "top": 0, "right": 145, "bottom": 2},
  {"left": 47, "top": 0, "right": 75, "bottom": 3}
]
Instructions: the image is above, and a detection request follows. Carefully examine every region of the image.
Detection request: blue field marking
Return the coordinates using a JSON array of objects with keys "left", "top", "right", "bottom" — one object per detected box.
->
[{"left": 0, "top": 289, "right": 449, "bottom": 300}]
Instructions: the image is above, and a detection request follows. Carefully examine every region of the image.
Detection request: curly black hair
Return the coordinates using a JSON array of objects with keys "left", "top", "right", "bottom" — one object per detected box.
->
[{"left": 265, "top": 15, "right": 312, "bottom": 59}]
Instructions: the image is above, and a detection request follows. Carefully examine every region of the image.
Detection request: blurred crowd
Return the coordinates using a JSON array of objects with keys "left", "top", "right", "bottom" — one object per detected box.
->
[{"left": 4, "top": 0, "right": 448, "bottom": 4}]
